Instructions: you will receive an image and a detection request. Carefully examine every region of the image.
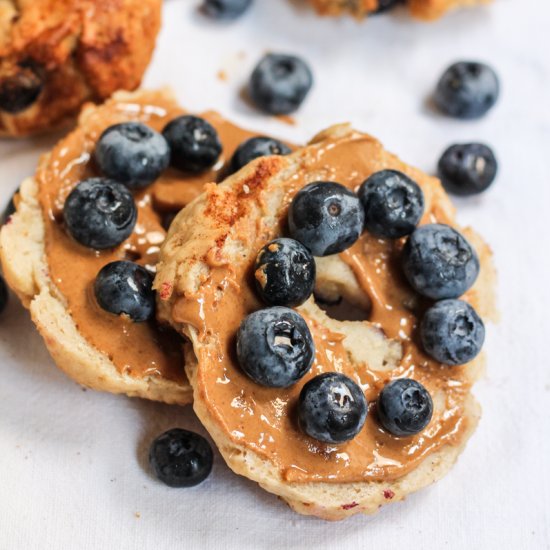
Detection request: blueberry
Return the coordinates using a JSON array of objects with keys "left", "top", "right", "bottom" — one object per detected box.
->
[
  {"left": 373, "top": 0, "right": 402, "bottom": 13},
  {"left": 402, "top": 224, "right": 479, "bottom": 300},
  {"left": 288, "top": 182, "right": 364, "bottom": 256},
  {"left": 434, "top": 61, "right": 500, "bottom": 120},
  {"left": 377, "top": 378, "right": 433, "bottom": 436},
  {"left": 0, "top": 275, "right": 8, "bottom": 315},
  {"left": 94, "top": 261, "right": 155, "bottom": 322},
  {"left": 254, "top": 238, "right": 315, "bottom": 307},
  {"left": 94, "top": 122, "right": 170, "bottom": 189},
  {"left": 63, "top": 178, "right": 137, "bottom": 249},
  {"left": 438, "top": 143, "right": 498, "bottom": 196},
  {"left": 236, "top": 307, "right": 314, "bottom": 388},
  {"left": 0, "top": 61, "right": 43, "bottom": 114},
  {"left": 201, "top": 0, "right": 252, "bottom": 19},
  {"left": 358, "top": 170, "right": 424, "bottom": 239},
  {"left": 421, "top": 299, "right": 485, "bottom": 365},
  {"left": 298, "top": 372, "right": 368, "bottom": 444},
  {"left": 249, "top": 53, "right": 313, "bottom": 115},
  {"left": 149, "top": 428, "right": 213, "bottom": 488},
  {"left": 231, "top": 136, "right": 291, "bottom": 172},
  {"left": 162, "top": 115, "right": 222, "bottom": 173}
]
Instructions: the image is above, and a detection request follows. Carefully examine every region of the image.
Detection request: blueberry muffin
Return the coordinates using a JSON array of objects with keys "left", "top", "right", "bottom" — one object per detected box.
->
[{"left": 0, "top": 0, "right": 161, "bottom": 136}]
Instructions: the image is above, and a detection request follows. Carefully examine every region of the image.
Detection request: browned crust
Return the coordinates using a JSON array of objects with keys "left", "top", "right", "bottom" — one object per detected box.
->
[{"left": 0, "top": 0, "right": 161, "bottom": 136}]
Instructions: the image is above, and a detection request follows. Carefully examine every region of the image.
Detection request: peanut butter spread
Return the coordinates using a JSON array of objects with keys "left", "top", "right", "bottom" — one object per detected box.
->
[
  {"left": 37, "top": 90, "right": 258, "bottom": 382},
  {"left": 161, "top": 128, "right": 489, "bottom": 483}
]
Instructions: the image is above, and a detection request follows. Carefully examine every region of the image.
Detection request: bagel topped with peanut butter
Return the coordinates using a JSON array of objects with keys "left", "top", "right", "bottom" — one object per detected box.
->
[
  {"left": 0, "top": 0, "right": 162, "bottom": 136},
  {"left": 155, "top": 123, "right": 496, "bottom": 519},
  {"left": 0, "top": 88, "right": 293, "bottom": 404}
]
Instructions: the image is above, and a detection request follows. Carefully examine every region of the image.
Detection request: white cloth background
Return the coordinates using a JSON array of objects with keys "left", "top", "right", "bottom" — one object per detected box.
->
[{"left": 0, "top": 0, "right": 548, "bottom": 548}]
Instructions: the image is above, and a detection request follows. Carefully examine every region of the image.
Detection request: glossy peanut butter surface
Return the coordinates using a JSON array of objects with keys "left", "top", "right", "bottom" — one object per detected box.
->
[
  {"left": 37, "top": 91, "right": 257, "bottom": 381},
  {"left": 170, "top": 131, "right": 480, "bottom": 483}
]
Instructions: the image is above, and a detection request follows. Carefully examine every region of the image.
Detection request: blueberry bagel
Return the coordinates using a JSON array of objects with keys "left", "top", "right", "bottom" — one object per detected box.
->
[
  {"left": 308, "top": 0, "right": 490, "bottom": 20},
  {"left": 0, "top": 0, "right": 161, "bottom": 136},
  {"left": 156, "top": 123, "right": 496, "bottom": 519},
  {"left": 0, "top": 88, "right": 290, "bottom": 403}
]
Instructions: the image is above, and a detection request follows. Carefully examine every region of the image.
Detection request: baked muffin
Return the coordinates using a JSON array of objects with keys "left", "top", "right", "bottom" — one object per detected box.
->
[
  {"left": 308, "top": 0, "right": 490, "bottom": 20},
  {"left": 0, "top": 0, "right": 161, "bottom": 136}
]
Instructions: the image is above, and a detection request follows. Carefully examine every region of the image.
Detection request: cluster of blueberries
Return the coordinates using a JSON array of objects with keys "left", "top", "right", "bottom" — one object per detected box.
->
[
  {"left": 0, "top": 13, "right": 500, "bottom": 343},
  {"left": 60, "top": 116, "right": 292, "bottom": 324},
  {"left": 1, "top": 0, "right": 502, "bottom": 489},
  {"left": 209, "top": 0, "right": 503, "bottom": 191},
  {"left": 151, "top": 6, "right": 500, "bottom": 484},
  {"left": 236, "top": 171, "right": 484, "bottom": 445},
  {"left": 253, "top": 55, "right": 499, "bottom": 196},
  {"left": 59, "top": 118, "right": 294, "bottom": 488},
  {"left": 202, "top": 1, "right": 500, "bottom": 197},
  {"left": 0, "top": 4, "right": 499, "bottom": 203}
]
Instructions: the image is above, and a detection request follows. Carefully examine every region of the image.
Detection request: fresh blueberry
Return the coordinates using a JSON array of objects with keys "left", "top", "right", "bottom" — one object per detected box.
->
[
  {"left": 402, "top": 224, "right": 479, "bottom": 300},
  {"left": 201, "top": 0, "right": 252, "bottom": 19},
  {"left": 162, "top": 115, "right": 222, "bottom": 173},
  {"left": 0, "top": 275, "right": 8, "bottom": 315},
  {"left": 231, "top": 136, "right": 291, "bottom": 172},
  {"left": 298, "top": 372, "right": 368, "bottom": 444},
  {"left": 236, "top": 307, "right": 314, "bottom": 388},
  {"left": 254, "top": 238, "right": 315, "bottom": 307},
  {"left": 434, "top": 61, "right": 500, "bottom": 120},
  {"left": 249, "top": 53, "right": 313, "bottom": 115},
  {"left": 288, "top": 182, "right": 364, "bottom": 257},
  {"left": 438, "top": 143, "right": 498, "bottom": 196},
  {"left": 94, "top": 122, "right": 170, "bottom": 189},
  {"left": 63, "top": 178, "right": 137, "bottom": 249},
  {"left": 358, "top": 170, "right": 424, "bottom": 239},
  {"left": 421, "top": 299, "right": 485, "bottom": 365},
  {"left": 377, "top": 378, "right": 433, "bottom": 436},
  {"left": 149, "top": 428, "right": 213, "bottom": 488},
  {"left": 0, "top": 62, "right": 43, "bottom": 114},
  {"left": 373, "top": 0, "right": 402, "bottom": 13},
  {"left": 94, "top": 261, "right": 155, "bottom": 322},
  {"left": 1, "top": 188, "right": 18, "bottom": 225}
]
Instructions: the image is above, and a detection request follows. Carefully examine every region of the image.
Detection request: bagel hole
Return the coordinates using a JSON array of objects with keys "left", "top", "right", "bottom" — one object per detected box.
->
[{"left": 314, "top": 293, "right": 370, "bottom": 322}]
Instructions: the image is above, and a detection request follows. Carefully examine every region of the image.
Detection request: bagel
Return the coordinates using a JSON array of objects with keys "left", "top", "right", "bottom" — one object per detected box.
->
[
  {"left": 155, "top": 123, "right": 497, "bottom": 519},
  {"left": 0, "top": 88, "right": 268, "bottom": 405},
  {"left": 308, "top": 0, "right": 490, "bottom": 20},
  {"left": 0, "top": 0, "right": 161, "bottom": 136}
]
